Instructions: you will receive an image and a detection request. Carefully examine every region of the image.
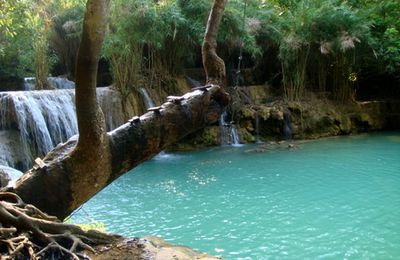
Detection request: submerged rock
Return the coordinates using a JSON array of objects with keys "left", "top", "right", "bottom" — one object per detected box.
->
[
  {"left": 0, "top": 165, "right": 23, "bottom": 187},
  {"left": 86, "top": 236, "right": 221, "bottom": 260},
  {"left": 141, "top": 236, "right": 221, "bottom": 260}
]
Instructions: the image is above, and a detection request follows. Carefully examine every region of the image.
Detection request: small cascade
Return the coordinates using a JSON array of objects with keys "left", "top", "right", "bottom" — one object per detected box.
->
[
  {"left": 48, "top": 77, "right": 75, "bottom": 89},
  {"left": 219, "top": 111, "right": 241, "bottom": 146},
  {"left": 0, "top": 87, "right": 126, "bottom": 170},
  {"left": 186, "top": 77, "right": 202, "bottom": 88},
  {"left": 23, "top": 77, "right": 35, "bottom": 90},
  {"left": 283, "top": 110, "right": 293, "bottom": 140},
  {"left": 139, "top": 87, "right": 155, "bottom": 109},
  {"left": 23, "top": 77, "right": 75, "bottom": 90},
  {"left": 97, "top": 87, "right": 125, "bottom": 131},
  {"left": 230, "top": 126, "right": 241, "bottom": 146},
  {"left": 255, "top": 110, "right": 263, "bottom": 144}
]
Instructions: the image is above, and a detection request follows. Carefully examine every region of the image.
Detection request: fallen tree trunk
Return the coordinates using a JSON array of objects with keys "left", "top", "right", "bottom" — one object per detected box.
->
[{"left": 6, "top": 85, "right": 228, "bottom": 219}]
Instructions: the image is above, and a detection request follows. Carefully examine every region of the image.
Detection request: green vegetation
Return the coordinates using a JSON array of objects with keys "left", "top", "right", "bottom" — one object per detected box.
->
[
  {"left": 65, "top": 218, "right": 107, "bottom": 232},
  {"left": 1, "top": 0, "right": 399, "bottom": 100}
]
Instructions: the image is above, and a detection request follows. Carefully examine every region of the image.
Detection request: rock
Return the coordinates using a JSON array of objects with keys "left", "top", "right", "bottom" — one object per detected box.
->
[
  {"left": 0, "top": 165, "right": 23, "bottom": 187},
  {"left": 86, "top": 236, "right": 221, "bottom": 260},
  {"left": 258, "top": 106, "right": 271, "bottom": 120},
  {"left": 238, "top": 106, "right": 256, "bottom": 119},
  {"left": 142, "top": 236, "right": 221, "bottom": 260},
  {"left": 170, "top": 126, "right": 220, "bottom": 151},
  {"left": 0, "top": 171, "right": 10, "bottom": 187},
  {"left": 270, "top": 108, "right": 284, "bottom": 120},
  {"left": 0, "top": 130, "right": 25, "bottom": 170}
]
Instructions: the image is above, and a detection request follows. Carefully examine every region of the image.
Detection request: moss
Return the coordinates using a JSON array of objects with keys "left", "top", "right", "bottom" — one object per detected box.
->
[
  {"left": 360, "top": 112, "right": 372, "bottom": 124},
  {"left": 340, "top": 115, "right": 352, "bottom": 134},
  {"left": 239, "top": 106, "right": 255, "bottom": 119},
  {"left": 258, "top": 106, "right": 271, "bottom": 120},
  {"left": 238, "top": 127, "right": 255, "bottom": 143},
  {"left": 197, "top": 126, "right": 220, "bottom": 146}
]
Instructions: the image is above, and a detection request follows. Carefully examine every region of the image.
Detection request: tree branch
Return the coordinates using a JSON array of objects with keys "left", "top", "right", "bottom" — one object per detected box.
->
[{"left": 202, "top": 0, "right": 228, "bottom": 88}]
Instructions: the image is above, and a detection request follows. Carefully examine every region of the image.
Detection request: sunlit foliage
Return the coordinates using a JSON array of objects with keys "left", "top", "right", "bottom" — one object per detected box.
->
[{"left": 0, "top": 0, "right": 399, "bottom": 98}]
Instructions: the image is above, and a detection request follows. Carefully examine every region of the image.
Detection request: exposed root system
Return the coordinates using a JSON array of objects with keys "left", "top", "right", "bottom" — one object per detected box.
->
[{"left": 0, "top": 192, "right": 119, "bottom": 259}]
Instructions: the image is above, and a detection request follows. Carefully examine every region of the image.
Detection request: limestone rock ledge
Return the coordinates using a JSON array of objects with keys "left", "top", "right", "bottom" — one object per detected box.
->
[{"left": 87, "top": 236, "right": 222, "bottom": 260}]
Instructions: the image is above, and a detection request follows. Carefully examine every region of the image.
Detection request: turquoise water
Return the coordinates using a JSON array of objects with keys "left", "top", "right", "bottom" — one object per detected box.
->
[{"left": 71, "top": 133, "right": 400, "bottom": 259}]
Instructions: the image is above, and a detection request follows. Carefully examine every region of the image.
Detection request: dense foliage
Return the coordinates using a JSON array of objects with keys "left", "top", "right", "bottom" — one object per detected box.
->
[{"left": 0, "top": 0, "right": 399, "bottom": 100}]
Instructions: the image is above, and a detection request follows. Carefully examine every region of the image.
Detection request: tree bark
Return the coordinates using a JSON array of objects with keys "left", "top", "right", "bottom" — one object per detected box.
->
[
  {"left": 68, "top": 0, "right": 112, "bottom": 217},
  {"left": 75, "top": 0, "right": 110, "bottom": 150},
  {"left": 202, "top": 0, "right": 228, "bottom": 88}
]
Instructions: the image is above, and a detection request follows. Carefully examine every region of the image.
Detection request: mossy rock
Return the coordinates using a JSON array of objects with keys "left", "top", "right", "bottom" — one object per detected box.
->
[
  {"left": 340, "top": 115, "right": 352, "bottom": 134},
  {"left": 238, "top": 127, "right": 255, "bottom": 143},
  {"left": 196, "top": 126, "right": 220, "bottom": 146},
  {"left": 239, "top": 106, "right": 256, "bottom": 119},
  {"left": 359, "top": 112, "right": 373, "bottom": 124}
]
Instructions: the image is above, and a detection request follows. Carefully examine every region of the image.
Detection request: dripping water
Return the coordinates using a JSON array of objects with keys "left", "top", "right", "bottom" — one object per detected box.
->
[
  {"left": 255, "top": 110, "right": 263, "bottom": 144},
  {"left": 283, "top": 110, "right": 293, "bottom": 141},
  {"left": 219, "top": 111, "right": 241, "bottom": 146},
  {"left": 139, "top": 88, "right": 156, "bottom": 109}
]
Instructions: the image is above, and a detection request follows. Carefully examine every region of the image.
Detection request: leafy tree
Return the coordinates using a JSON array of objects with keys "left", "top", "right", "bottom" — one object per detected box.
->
[
  {"left": 0, "top": 0, "right": 33, "bottom": 85},
  {"left": 355, "top": 0, "right": 400, "bottom": 77},
  {"left": 257, "top": 0, "right": 369, "bottom": 101},
  {"left": 48, "top": 1, "right": 86, "bottom": 80}
]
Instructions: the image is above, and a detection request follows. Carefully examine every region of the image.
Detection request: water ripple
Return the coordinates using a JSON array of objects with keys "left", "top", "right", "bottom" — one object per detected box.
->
[{"left": 71, "top": 133, "right": 400, "bottom": 259}]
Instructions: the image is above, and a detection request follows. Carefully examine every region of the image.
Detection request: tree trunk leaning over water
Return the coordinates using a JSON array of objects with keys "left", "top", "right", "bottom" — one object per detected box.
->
[
  {"left": 9, "top": 86, "right": 228, "bottom": 219},
  {"left": 202, "top": 0, "right": 228, "bottom": 88},
  {"left": 3, "top": 0, "right": 229, "bottom": 220}
]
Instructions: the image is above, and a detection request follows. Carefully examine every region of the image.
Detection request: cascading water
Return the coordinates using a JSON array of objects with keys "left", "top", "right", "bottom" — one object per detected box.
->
[
  {"left": 97, "top": 87, "right": 125, "bottom": 131},
  {"left": 230, "top": 127, "right": 241, "bottom": 145},
  {"left": 139, "top": 88, "right": 156, "bottom": 109},
  {"left": 0, "top": 87, "right": 126, "bottom": 171},
  {"left": 23, "top": 77, "right": 35, "bottom": 90},
  {"left": 219, "top": 111, "right": 241, "bottom": 146},
  {"left": 283, "top": 110, "right": 293, "bottom": 140},
  {"left": 48, "top": 77, "right": 75, "bottom": 89},
  {"left": 186, "top": 77, "right": 202, "bottom": 88},
  {"left": 23, "top": 77, "right": 75, "bottom": 90},
  {"left": 255, "top": 110, "right": 263, "bottom": 144},
  {"left": 0, "top": 90, "right": 77, "bottom": 170}
]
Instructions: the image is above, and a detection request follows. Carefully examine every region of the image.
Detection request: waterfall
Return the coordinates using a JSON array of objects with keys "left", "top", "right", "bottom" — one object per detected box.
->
[
  {"left": 23, "top": 77, "right": 35, "bottom": 90},
  {"left": 283, "top": 111, "right": 293, "bottom": 140},
  {"left": 48, "top": 77, "right": 75, "bottom": 89},
  {"left": 255, "top": 111, "right": 263, "bottom": 144},
  {"left": 0, "top": 87, "right": 126, "bottom": 171},
  {"left": 139, "top": 88, "right": 155, "bottom": 109},
  {"left": 230, "top": 127, "right": 241, "bottom": 145},
  {"left": 186, "top": 77, "right": 202, "bottom": 88},
  {"left": 97, "top": 87, "right": 125, "bottom": 131},
  {"left": 0, "top": 89, "right": 77, "bottom": 170},
  {"left": 23, "top": 77, "right": 75, "bottom": 90},
  {"left": 219, "top": 111, "right": 241, "bottom": 146}
]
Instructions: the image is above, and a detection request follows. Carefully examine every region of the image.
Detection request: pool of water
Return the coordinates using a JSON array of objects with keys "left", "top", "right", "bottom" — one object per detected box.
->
[{"left": 71, "top": 133, "right": 400, "bottom": 259}]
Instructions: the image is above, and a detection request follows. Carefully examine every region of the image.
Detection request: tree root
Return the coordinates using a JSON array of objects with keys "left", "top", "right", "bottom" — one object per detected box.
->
[{"left": 0, "top": 192, "right": 120, "bottom": 259}]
